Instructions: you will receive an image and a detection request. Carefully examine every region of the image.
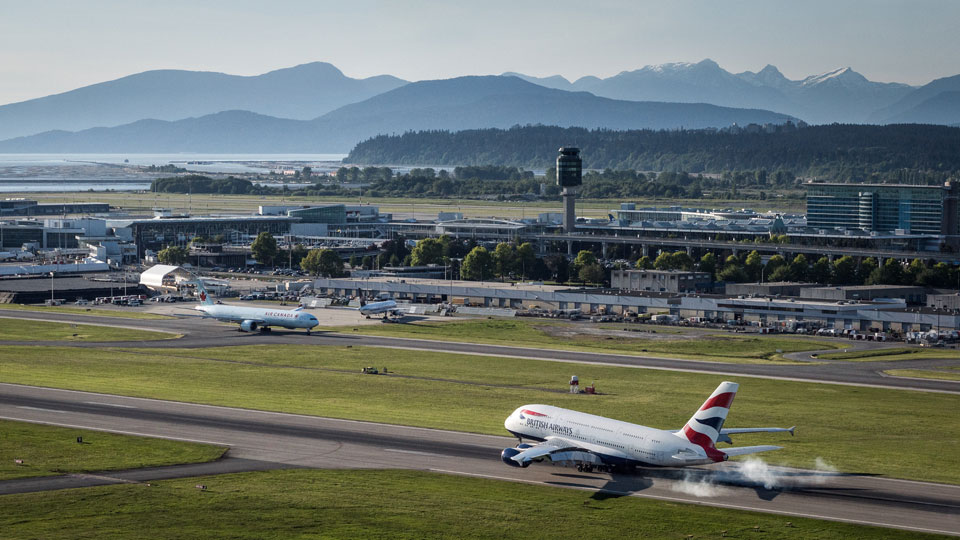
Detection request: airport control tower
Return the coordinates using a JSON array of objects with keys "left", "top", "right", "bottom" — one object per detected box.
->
[{"left": 557, "top": 147, "right": 582, "bottom": 233}]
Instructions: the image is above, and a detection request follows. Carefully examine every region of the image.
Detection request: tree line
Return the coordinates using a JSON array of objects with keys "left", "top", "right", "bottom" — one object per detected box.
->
[
  {"left": 291, "top": 166, "right": 799, "bottom": 201},
  {"left": 150, "top": 175, "right": 257, "bottom": 194},
  {"left": 345, "top": 124, "right": 960, "bottom": 183},
  {"left": 638, "top": 249, "right": 959, "bottom": 288},
  {"left": 158, "top": 232, "right": 960, "bottom": 289}
]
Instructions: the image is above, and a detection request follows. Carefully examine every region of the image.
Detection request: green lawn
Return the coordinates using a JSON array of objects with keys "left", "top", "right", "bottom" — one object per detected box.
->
[
  {"left": 23, "top": 190, "right": 804, "bottom": 218},
  {"left": 884, "top": 368, "right": 960, "bottom": 382},
  {"left": 0, "top": 469, "right": 936, "bottom": 540},
  {"left": 0, "top": 318, "right": 176, "bottom": 341},
  {"left": 322, "top": 319, "right": 836, "bottom": 363},
  {"left": 0, "top": 344, "right": 957, "bottom": 484},
  {"left": 0, "top": 419, "right": 225, "bottom": 481},
  {"left": 0, "top": 303, "right": 173, "bottom": 320}
]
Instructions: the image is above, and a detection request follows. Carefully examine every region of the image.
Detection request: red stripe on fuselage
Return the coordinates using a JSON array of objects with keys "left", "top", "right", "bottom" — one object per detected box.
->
[
  {"left": 700, "top": 392, "right": 735, "bottom": 411},
  {"left": 682, "top": 425, "right": 726, "bottom": 462},
  {"left": 521, "top": 409, "right": 547, "bottom": 417}
]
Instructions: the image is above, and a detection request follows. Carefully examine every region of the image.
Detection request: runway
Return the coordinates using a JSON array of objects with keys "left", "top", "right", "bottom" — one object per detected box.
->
[
  {"left": 2, "top": 308, "right": 959, "bottom": 394},
  {"left": 1, "top": 383, "right": 958, "bottom": 536}
]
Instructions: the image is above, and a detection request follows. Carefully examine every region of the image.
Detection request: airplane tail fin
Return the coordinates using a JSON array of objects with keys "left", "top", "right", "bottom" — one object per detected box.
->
[
  {"left": 679, "top": 381, "right": 738, "bottom": 462},
  {"left": 195, "top": 279, "right": 215, "bottom": 306},
  {"left": 359, "top": 297, "right": 366, "bottom": 307}
]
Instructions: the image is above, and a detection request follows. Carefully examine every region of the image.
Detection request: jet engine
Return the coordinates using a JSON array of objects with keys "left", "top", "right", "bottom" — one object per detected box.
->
[
  {"left": 500, "top": 444, "right": 533, "bottom": 468},
  {"left": 240, "top": 320, "right": 259, "bottom": 332}
]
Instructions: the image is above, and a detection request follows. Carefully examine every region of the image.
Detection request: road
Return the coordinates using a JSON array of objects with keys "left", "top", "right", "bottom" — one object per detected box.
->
[
  {"left": 1, "top": 308, "right": 959, "bottom": 394},
  {"left": 1, "top": 383, "right": 958, "bottom": 536}
]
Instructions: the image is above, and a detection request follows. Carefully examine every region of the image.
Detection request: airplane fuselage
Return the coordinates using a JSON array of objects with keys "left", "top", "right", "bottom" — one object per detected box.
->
[
  {"left": 195, "top": 304, "right": 319, "bottom": 331},
  {"left": 359, "top": 299, "right": 398, "bottom": 316},
  {"left": 504, "top": 404, "right": 714, "bottom": 467}
]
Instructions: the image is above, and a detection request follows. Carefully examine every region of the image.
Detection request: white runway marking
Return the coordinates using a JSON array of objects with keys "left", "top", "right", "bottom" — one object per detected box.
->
[
  {"left": 16, "top": 406, "right": 69, "bottom": 414},
  {"left": 384, "top": 448, "right": 447, "bottom": 458},
  {"left": 84, "top": 401, "right": 137, "bottom": 409}
]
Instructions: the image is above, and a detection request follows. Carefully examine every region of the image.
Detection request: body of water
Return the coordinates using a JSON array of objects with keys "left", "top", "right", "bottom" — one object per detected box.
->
[{"left": 0, "top": 153, "right": 347, "bottom": 192}]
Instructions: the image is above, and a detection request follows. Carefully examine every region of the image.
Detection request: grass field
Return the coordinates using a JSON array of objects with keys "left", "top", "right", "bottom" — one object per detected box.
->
[
  {"left": 0, "top": 469, "right": 934, "bottom": 540},
  {"left": 322, "top": 319, "right": 837, "bottom": 363},
  {"left": 0, "top": 303, "right": 173, "bottom": 320},
  {"left": 0, "top": 318, "right": 175, "bottom": 341},
  {"left": 0, "top": 343, "right": 957, "bottom": 483},
  {"left": 0, "top": 419, "right": 225, "bottom": 481},
  {"left": 818, "top": 347, "right": 960, "bottom": 361},
  {"left": 20, "top": 190, "right": 805, "bottom": 218},
  {"left": 884, "top": 368, "right": 960, "bottom": 382}
]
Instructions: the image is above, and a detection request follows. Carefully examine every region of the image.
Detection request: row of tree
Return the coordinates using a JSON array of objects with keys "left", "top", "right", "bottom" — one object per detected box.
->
[
  {"left": 643, "top": 249, "right": 959, "bottom": 288},
  {"left": 292, "top": 166, "right": 799, "bottom": 201},
  {"left": 150, "top": 175, "right": 257, "bottom": 194},
  {"left": 159, "top": 232, "right": 960, "bottom": 288},
  {"left": 346, "top": 124, "right": 960, "bottom": 183}
]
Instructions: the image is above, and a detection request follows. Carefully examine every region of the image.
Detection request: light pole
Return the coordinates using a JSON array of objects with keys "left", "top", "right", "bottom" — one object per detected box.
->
[{"left": 49, "top": 271, "right": 54, "bottom": 303}]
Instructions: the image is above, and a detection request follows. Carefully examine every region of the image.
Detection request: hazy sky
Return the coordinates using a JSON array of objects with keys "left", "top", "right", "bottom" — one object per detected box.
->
[{"left": 1, "top": 0, "right": 958, "bottom": 105}]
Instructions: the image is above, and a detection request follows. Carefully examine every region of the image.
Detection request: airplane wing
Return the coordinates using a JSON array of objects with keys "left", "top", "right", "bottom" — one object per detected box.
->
[
  {"left": 721, "top": 445, "right": 783, "bottom": 458},
  {"left": 717, "top": 426, "right": 795, "bottom": 444},
  {"left": 508, "top": 437, "right": 584, "bottom": 465}
]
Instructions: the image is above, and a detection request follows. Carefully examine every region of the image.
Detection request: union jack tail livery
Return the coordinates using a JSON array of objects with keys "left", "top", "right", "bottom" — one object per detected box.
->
[{"left": 680, "top": 381, "right": 738, "bottom": 462}]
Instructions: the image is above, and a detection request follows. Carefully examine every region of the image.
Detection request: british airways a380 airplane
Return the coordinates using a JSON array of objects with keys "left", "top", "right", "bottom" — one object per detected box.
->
[
  {"left": 502, "top": 381, "right": 793, "bottom": 472},
  {"left": 193, "top": 281, "right": 319, "bottom": 334}
]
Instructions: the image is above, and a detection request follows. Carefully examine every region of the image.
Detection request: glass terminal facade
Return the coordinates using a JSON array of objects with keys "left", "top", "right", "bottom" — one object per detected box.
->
[
  {"left": 806, "top": 183, "right": 958, "bottom": 235},
  {"left": 287, "top": 205, "right": 347, "bottom": 224}
]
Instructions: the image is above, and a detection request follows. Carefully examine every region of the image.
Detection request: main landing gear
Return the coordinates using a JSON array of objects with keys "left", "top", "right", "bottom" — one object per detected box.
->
[{"left": 577, "top": 464, "right": 613, "bottom": 474}]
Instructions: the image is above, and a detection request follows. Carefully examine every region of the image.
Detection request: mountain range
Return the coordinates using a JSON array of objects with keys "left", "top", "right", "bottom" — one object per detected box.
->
[
  {"left": 0, "top": 62, "right": 407, "bottom": 142},
  {"left": 505, "top": 60, "right": 922, "bottom": 124},
  {"left": 0, "top": 76, "right": 795, "bottom": 153},
  {"left": 1, "top": 60, "right": 958, "bottom": 153}
]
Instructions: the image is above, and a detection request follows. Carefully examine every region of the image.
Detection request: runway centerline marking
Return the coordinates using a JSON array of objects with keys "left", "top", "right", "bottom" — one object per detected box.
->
[
  {"left": 84, "top": 401, "right": 137, "bottom": 409},
  {"left": 384, "top": 448, "right": 448, "bottom": 458},
  {"left": 16, "top": 406, "right": 69, "bottom": 414}
]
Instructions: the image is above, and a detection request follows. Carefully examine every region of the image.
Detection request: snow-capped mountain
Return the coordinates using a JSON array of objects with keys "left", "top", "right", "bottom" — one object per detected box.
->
[{"left": 507, "top": 60, "right": 916, "bottom": 124}]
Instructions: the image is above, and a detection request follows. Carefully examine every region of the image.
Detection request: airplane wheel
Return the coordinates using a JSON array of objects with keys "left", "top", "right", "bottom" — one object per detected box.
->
[{"left": 576, "top": 465, "right": 583, "bottom": 472}]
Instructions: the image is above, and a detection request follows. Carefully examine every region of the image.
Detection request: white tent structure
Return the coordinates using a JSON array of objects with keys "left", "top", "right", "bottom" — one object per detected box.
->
[{"left": 139, "top": 264, "right": 192, "bottom": 292}]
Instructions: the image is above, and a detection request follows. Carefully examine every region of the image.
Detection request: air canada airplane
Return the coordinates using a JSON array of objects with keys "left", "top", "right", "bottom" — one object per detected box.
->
[
  {"left": 502, "top": 381, "right": 793, "bottom": 472},
  {"left": 194, "top": 281, "right": 319, "bottom": 334}
]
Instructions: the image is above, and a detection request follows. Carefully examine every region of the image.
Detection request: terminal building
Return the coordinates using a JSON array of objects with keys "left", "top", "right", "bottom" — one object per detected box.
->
[
  {"left": 805, "top": 182, "right": 959, "bottom": 238},
  {"left": 611, "top": 269, "right": 713, "bottom": 293},
  {"left": 0, "top": 199, "right": 110, "bottom": 217}
]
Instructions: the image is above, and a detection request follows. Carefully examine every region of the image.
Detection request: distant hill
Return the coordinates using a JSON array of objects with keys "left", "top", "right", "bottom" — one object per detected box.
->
[
  {"left": 880, "top": 91, "right": 960, "bottom": 125},
  {"left": 0, "top": 111, "right": 320, "bottom": 153},
  {"left": 345, "top": 124, "right": 960, "bottom": 181},
  {"left": 870, "top": 74, "right": 960, "bottom": 124},
  {"left": 0, "top": 62, "right": 408, "bottom": 140},
  {"left": 0, "top": 76, "right": 797, "bottom": 153},
  {"left": 506, "top": 59, "right": 915, "bottom": 124}
]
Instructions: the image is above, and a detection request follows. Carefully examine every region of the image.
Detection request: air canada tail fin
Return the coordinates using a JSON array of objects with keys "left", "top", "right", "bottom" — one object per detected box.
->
[
  {"left": 679, "top": 381, "right": 738, "bottom": 462},
  {"left": 195, "top": 280, "right": 214, "bottom": 306}
]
